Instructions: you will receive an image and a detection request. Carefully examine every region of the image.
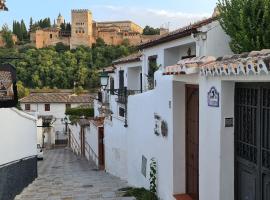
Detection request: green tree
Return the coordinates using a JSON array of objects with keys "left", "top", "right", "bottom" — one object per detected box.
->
[
  {"left": 17, "top": 81, "right": 30, "bottom": 99},
  {"left": 143, "top": 25, "right": 160, "bottom": 35},
  {"left": 218, "top": 0, "right": 270, "bottom": 53},
  {"left": 1, "top": 24, "right": 14, "bottom": 48}
]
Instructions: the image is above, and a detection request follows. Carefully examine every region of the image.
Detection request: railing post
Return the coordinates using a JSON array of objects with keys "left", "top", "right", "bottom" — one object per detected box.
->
[{"left": 124, "top": 87, "right": 128, "bottom": 128}]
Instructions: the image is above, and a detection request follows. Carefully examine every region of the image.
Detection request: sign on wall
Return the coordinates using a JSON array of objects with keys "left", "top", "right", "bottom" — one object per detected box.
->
[
  {"left": 208, "top": 87, "right": 219, "bottom": 107},
  {"left": 0, "top": 63, "right": 18, "bottom": 108}
]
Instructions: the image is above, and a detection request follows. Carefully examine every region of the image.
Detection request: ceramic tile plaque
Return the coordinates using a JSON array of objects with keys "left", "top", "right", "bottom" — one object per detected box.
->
[{"left": 208, "top": 86, "right": 219, "bottom": 107}]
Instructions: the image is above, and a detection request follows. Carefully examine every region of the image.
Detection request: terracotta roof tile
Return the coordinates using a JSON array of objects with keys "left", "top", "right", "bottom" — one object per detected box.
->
[
  {"left": 138, "top": 16, "right": 217, "bottom": 49},
  {"left": 113, "top": 52, "right": 142, "bottom": 65},
  {"left": 19, "top": 93, "right": 92, "bottom": 104},
  {"left": 201, "top": 49, "right": 270, "bottom": 76},
  {"left": 90, "top": 117, "right": 105, "bottom": 127}
]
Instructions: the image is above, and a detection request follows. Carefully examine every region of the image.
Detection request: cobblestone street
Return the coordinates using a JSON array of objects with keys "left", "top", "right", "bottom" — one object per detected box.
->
[{"left": 15, "top": 148, "right": 134, "bottom": 200}]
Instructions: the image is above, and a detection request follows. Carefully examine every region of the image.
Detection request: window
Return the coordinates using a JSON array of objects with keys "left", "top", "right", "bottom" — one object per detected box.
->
[
  {"left": 66, "top": 104, "right": 71, "bottom": 109},
  {"left": 119, "top": 107, "right": 125, "bottom": 117},
  {"left": 45, "top": 104, "right": 50, "bottom": 111},
  {"left": 110, "top": 77, "right": 115, "bottom": 95},
  {"left": 119, "top": 70, "right": 124, "bottom": 89},
  {"left": 50, "top": 34, "right": 53, "bottom": 39},
  {"left": 25, "top": 104, "right": 31, "bottom": 111},
  {"left": 148, "top": 55, "right": 158, "bottom": 90}
]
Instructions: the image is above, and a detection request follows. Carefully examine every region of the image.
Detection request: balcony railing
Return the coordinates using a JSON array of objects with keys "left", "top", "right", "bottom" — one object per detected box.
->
[{"left": 115, "top": 89, "right": 142, "bottom": 104}]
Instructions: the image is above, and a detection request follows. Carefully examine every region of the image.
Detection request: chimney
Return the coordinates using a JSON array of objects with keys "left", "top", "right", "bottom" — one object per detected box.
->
[{"left": 212, "top": 6, "right": 220, "bottom": 17}]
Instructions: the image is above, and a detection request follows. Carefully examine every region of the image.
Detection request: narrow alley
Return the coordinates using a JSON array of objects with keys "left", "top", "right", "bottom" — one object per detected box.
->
[{"left": 15, "top": 148, "right": 134, "bottom": 200}]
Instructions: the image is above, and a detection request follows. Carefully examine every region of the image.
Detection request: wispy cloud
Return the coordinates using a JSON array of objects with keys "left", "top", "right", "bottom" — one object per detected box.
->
[{"left": 93, "top": 5, "right": 212, "bottom": 30}]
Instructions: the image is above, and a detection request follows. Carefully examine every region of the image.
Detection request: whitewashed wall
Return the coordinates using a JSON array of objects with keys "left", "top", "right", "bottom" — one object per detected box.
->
[
  {"left": 86, "top": 123, "right": 99, "bottom": 166},
  {"left": 104, "top": 116, "right": 128, "bottom": 180},
  {"left": 114, "top": 61, "right": 142, "bottom": 89},
  {"left": 21, "top": 103, "right": 87, "bottom": 142},
  {"left": 69, "top": 123, "right": 81, "bottom": 155},
  {"left": 127, "top": 70, "right": 175, "bottom": 200},
  {"left": 0, "top": 108, "right": 37, "bottom": 165},
  {"left": 199, "top": 75, "right": 270, "bottom": 200}
]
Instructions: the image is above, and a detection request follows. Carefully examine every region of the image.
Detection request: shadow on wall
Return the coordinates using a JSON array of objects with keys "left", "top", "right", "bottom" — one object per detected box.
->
[{"left": 0, "top": 156, "right": 37, "bottom": 200}]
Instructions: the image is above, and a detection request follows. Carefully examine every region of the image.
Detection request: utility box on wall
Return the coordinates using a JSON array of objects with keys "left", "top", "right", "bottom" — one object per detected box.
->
[{"left": 0, "top": 63, "right": 18, "bottom": 108}]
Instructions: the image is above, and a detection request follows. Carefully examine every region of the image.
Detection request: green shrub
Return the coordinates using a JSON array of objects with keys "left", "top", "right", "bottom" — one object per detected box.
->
[
  {"left": 120, "top": 187, "right": 158, "bottom": 200},
  {"left": 65, "top": 107, "right": 94, "bottom": 118}
]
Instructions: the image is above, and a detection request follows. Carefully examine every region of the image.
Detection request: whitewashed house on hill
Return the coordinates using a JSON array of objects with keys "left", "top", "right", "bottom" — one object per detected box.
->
[
  {"left": 94, "top": 14, "right": 233, "bottom": 200},
  {"left": 0, "top": 108, "right": 37, "bottom": 200},
  {"left": 20, "top": 92, "right": 92, "bottom": 148}
]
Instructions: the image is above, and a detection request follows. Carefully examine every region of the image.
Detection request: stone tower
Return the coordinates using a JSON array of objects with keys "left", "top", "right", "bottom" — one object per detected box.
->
[
  {"left": 70, "top": 9, "right": 93, "bottom": 49},
  {"left": 57, "top": 13, "right": 65, "bottom": 27}
]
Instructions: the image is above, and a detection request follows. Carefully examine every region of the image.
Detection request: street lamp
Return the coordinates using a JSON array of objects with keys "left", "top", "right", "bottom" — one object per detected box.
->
[
  {"left": 98, "top": 68, "right": 129, "bottom": 128},
  {"left": 99, "top": 69, "right": 109, "bottom": 89},
  {"left": 0, "top": 0, "right": 8, "bottom": 11}
]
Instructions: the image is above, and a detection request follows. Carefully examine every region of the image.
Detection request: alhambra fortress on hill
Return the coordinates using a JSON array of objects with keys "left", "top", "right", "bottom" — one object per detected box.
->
[{"left": 30, "top": 9, "right": 166, "bottom": 49}]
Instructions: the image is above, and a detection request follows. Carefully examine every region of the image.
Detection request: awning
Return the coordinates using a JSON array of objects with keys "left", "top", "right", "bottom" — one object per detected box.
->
[
  {"left": 200, "top": 50, "right": 270, "bottom": 76},
  {"left": 163, "top": 56, "right": 216, "bottom": 75}
]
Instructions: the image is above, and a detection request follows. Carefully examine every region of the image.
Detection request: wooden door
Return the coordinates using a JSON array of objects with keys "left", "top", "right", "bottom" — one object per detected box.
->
[
  {"left": 98, "top": 127, "right": 105, "bottom": 170},
  {"left": 186, "top": 85, "right": 199, "bottom": 200},
  {"left": 80, "top": 128, "right": 85, "bottom": 157}
]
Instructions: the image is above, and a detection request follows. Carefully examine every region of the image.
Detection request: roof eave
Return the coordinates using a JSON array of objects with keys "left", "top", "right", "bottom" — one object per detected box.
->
[
  {"left": 138, "top": 29, "right": 197, "bottom": 50},
  {"left": 113, "top": 57, "right": 141, "bottom": 65}
]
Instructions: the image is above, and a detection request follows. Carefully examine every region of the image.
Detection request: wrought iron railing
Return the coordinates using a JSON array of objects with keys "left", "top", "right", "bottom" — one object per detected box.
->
[
  {"left": 85, "top": 141, "right": 99, "bottom": 167},
  {"left": 116, "top": 89, "right": 142, "bottom": 104}
]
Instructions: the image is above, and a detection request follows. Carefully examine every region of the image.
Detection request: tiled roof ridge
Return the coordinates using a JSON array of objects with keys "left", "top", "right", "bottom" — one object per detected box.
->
[
  {"left": 113, "top": 51, "right": 142, "bottom": 65},
  {"left": 19, "top": 93, "right": 91, "bottom": 103},
  {"left": 200, "top": 49, "right": 270, "bottom": 76},
  {"left": 139, "top": 16, "right": 218, "bottom": 49}
]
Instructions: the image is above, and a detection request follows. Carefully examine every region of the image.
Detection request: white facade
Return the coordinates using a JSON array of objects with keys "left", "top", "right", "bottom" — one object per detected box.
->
[
  {"left": 0, "top": 108, "right": 37, "bottom": 165},
  {"left": 21, "top": 102, "right": 87, "bottom": 147},
  {"left": 87, "top": 122, "right": 99, "bottom": 166},
  {"left": 69, "top": 123, "right": 81, "bottom": 155},
  {"left": 93, "top": 19, "right": 235, "bottom": 200}
]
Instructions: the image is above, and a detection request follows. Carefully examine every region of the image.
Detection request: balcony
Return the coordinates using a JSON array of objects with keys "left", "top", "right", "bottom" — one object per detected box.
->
[{"left": 115, "top": 89, "right": 142, "bottom": 104}]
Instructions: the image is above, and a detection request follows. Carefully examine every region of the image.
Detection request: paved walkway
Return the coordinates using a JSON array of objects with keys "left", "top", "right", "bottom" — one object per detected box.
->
[{"left": 15, "top": 148, "right": 134, "bottom": 200}]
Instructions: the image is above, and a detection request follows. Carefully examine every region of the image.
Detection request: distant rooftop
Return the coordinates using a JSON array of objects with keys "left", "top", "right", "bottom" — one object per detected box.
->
[
  {"left": 20, "top": 93, "right": 92, "bottom": 104},
  {"left": 113, "top": 52, "right": 142, "bottom": 65},
  {"left": 138, "top": 16, "right": 218, "bottom": 49}
]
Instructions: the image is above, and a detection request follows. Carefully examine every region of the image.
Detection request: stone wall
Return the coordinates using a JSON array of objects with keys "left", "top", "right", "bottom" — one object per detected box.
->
[
  {"left": 70, "top": 9, "right": 93, "bottom": 49},
  {"left": 30, "top": 9, "right": 155, "bottom": 49}
]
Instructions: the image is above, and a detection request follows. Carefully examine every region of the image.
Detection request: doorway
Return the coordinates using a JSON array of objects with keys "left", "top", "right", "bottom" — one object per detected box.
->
[
  {"left": 186, "top": 85, "right": 199, "bottom": 200},
  {"left": 235, "top": 83, "right": 270, "bottom": 200},
  {"left": 98, "top": 127, "right": 105, "bottom": 170}
]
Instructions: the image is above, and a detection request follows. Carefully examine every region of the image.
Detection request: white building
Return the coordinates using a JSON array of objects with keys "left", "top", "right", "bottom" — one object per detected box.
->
[
  {"left": 20, "top": 92, "right": 92, "bottom": 148},
  {"left": 94, "top": 14, "right": 236, "bottom": 200},
  {"left": 0, "top": 108, "right": 37, "bottom": 200},
  {"left": 69, "top": 117, "right": 105, "bottom": 169}
]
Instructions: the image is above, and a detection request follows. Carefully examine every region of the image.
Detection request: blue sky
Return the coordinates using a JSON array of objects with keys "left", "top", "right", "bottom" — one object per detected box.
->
[{"left": 0, "top": 0, "right": 218, "bottom": 30}]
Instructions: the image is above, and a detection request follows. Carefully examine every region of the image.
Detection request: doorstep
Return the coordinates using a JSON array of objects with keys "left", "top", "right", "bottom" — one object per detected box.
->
[{"left": 173, "top": 194, "right": 193, "bottom": 200}]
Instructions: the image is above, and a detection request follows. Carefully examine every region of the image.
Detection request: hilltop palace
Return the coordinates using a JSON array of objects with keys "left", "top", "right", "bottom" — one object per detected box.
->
[{"left": 30, "top": 9, "right": 167, "bottom": 49}]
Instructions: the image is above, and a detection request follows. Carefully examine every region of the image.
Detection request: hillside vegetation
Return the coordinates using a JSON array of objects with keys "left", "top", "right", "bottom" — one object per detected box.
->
[{"left": 0, "top": 38, "right": 136, "bottom": 91}]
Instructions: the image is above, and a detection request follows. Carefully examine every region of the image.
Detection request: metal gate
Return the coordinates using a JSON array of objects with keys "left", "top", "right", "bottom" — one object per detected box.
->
[{"left": 235, "top": 83, "right": 270, "bottom": 200}]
